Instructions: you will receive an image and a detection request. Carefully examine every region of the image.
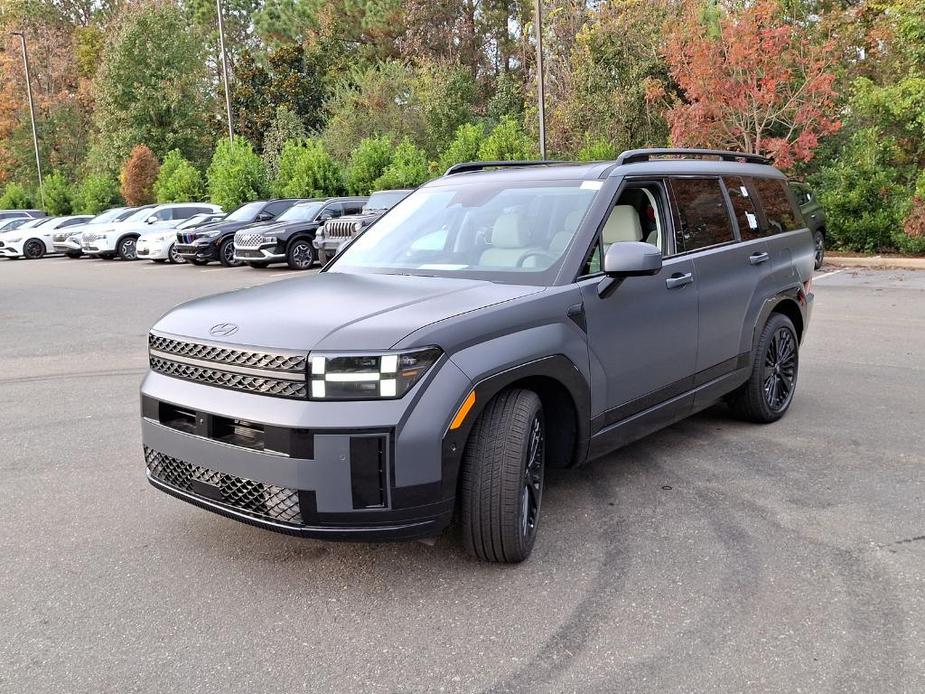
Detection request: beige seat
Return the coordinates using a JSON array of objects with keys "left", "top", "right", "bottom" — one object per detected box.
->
[
  {"left": 602, "top": 205, "right": 643, "bottom": 247},
  {"left": 480, "top": 213, "right": 532, "bottom": 267}
]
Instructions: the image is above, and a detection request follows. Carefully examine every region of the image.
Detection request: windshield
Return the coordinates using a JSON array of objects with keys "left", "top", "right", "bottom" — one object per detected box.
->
[
  {"left": 123, "top": 206, "right": 156, "bottom": 223},
  {"left": 329, "top": 179, "right": 600, "bottom": 285},
  {"left": 227, "top": 201, "right": 264, "bottom": 222},
  {"left": 90, "top": 207, "right": 127, "bottom": 224},
  {"left": 364, "top": 191, "right": 409, "bottom": 212},
  {"left": 277, "top": 203, "right": 322, "bottom": 222}
]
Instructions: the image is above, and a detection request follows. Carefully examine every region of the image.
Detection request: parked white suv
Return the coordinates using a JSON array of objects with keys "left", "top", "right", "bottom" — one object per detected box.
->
[
  {"left": 53, "top": 206, "right": 133, "bottom": 258},
  {"left": 81, "top": 203, "right": 221, "bottom": 260},
  {"left": 137, "top": 212, "right": 225, "bottom": 263},
  {"left": 0, "top": 215, "right": 92, "bottom": 259}
]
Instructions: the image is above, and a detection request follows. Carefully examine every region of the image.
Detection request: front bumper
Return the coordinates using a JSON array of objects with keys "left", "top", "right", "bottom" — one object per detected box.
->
[
  {"left": 312, "top": 236, "right": 346, "bottom": 253},
  {"left": 233, "top": 241, "right": 285, "bottom": 263},
  {"left": 176, "top": 239, "right": 218, "bottom": 262},
  {"left": 54, "top": 236, "right": 83, "bottom": 253},
  {"left": 0, "top": 240, "right": 24, "bottom": 257},
  {"left": 81, "top": 236, "right": 115, "bottom": 253},
  {"left": 140, "top": 357, "right": 472, "bottom": 542},
  {"left": 137, "top": 237, "right": 172, "bottom": 260}
]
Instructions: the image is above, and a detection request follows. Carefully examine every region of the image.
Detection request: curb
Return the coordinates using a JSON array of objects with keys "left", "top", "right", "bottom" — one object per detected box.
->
[{"left": 825, "top": 256, "right": 925, "bottom": 270}]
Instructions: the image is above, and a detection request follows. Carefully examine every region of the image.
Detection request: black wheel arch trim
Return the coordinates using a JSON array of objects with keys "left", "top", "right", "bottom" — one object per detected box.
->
[
  {"left": 752, "top": 288, "right": 807, "bottom": 349},
  {"left": 439, "top": 354, "right": 591, "bottom": 499}
]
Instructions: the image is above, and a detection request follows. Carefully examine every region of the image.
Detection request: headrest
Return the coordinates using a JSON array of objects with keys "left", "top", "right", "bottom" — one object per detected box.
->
[
  {"left": 491, "top": 213, "right": 527, "bottom": 248},
  {"left": 602, "top": 205, "right": 643, "bottom": 244}
]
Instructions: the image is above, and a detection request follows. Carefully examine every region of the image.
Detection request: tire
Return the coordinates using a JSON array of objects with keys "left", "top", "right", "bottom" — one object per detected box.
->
[
  {"left": 190, "top": 258, "right": 209, "bottom": 266},
  {"left": 813, "top": 230, "right": 825, "bottom": 269},
  {"left": 727, "top": 312, "right": 799, "bottom": 423},
  {"left": 22, "top": 238, "right": 45, "bottom": 259},
  {"left": 317, "top": 248, "right": 329, "bottom": 265},
  {"left": 117, "top": 235, "right": 138, "bottom": 261},
  {"left": 218, "top": 238, "right": 242, "bottom": 267},
  {"left": 286, "top": 238, "right": 316, "bottom": 270},
  {"left": 460, "top": 389, "right": 545, "bottom": 563},
  {"left": 247, "top": 261, "right": 270, "bottom": 269},
  {"left": 167, "top": 243, "right": 185, "bottom": 264}
]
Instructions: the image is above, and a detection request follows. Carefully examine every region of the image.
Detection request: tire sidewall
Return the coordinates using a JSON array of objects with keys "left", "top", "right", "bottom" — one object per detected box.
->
[
  {"left": 23, "top": 238, "right": 44, "bottom": 259},
  {"left": 287, "top": 238, "right": 315, "bottom": 270},
  {"left": 754, "top": 313, "right": 799, "bottom": 421},
  {"left": 117, "top": 235, "right": 138, "bottom": 260}
]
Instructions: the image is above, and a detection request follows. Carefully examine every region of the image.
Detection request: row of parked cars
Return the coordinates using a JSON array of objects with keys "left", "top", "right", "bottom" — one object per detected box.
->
[{"left": 0, "top": 189, "right": 413, "bottom": 269}]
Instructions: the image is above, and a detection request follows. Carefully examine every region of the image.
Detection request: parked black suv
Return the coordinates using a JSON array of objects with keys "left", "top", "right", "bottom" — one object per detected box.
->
[
  {"left": 234, "top": 197, "right": 367, "bottom": 270},
  {"left": 313, "top": 189, "right": 412, "bottom": 263},
  {"left": 175, "top": 199, "right": 301, "bottom": 266},
  {"left": 789, "top": 182, "right": 827, "bottom": 268},
  {"left": 141, "top": 150, "right": 815, "bottom": 563}
]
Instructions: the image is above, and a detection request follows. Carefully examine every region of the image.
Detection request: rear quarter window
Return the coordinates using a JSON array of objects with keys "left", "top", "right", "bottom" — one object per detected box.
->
[
  {"left": 754, "top": 178, "right": 802, "bottom": 234},
  {"left": 724, "top": 177, "right": 762, "bottom": 241}
]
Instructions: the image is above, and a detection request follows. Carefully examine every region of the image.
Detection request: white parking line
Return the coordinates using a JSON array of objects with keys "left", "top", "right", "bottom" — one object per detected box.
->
[{"left": 814, "top": 268, "right": 847, "bottom": 281}]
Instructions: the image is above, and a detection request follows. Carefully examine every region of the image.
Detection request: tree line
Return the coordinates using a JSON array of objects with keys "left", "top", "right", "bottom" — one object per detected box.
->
[{"left": 0, "top": 0, "right": 923, "bottom": 254}]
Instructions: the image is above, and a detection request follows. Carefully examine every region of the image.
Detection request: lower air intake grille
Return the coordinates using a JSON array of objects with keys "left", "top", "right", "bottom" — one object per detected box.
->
[{"left": 145, "top": 447, "right": 302, "bottom": 524}]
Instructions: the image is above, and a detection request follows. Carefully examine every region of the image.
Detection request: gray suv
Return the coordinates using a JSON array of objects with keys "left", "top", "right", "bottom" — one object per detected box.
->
[{"left": 140, "top": 149, "right": 815, "bottom": 563}]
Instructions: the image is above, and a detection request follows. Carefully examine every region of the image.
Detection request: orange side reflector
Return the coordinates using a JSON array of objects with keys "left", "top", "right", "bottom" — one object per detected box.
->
[{"left": 449, "top": 390, "right": 476, "bottom": 430}]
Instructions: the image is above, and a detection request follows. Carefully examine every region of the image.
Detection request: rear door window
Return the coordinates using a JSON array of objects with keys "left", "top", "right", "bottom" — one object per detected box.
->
[
  {"left": 724, "top": 177, "right": 762, "bottom": 241},
  {"left": 667, "top": 178, "right": 735, "bottom": 253},
  {"left": 754, "top": 178, "right": 801, "bottom": 234},
  {"left": 264, "top": 200, "right": 293, "bottom": 218}
]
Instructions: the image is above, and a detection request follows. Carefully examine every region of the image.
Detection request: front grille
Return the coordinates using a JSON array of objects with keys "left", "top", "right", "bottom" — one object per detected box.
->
[
  {"left": 150, "top": 356, "right": 307, "bottom": 398},
  {"left": 236, "top": 249, "right": 264, "bottom": 259},
  {"left": 149, "top": 334, "right": 307, "bottom": 372},
  {"left": 235, "top": 232, "right": 265, "bottom": 248},
  {"left": 145, "top": 447, "right": 302, "bottom": 524},
  {"left": 324, "top": 219, "right": 357, "bottom": 239}
]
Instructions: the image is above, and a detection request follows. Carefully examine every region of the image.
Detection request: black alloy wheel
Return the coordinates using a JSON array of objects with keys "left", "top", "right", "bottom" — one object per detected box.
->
[
  {"left": 117, "top": 236, "right": 138, "bottom": 260},
  {"left": 219, "top": 238, "right": 242, "bottom": 267},
  {"left": 521, "top": 413, "right": 545, "bottom": 543},
  {"left": 763, "top": 325, "right": 797, "bottom": 413},
  {"left": 23, "top": 238, "right": 45, "bottom": 259},
  {"left": 287, "top": 239, "right": 315, "bottom": 270}
]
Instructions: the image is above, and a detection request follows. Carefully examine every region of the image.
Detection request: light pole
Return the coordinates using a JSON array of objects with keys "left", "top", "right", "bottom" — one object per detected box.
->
[
  {"left": 534, "top": 0, "right": 547, "bottom": 159},
  {"left": 11, "top": 31, "right": 44, "bottom": 207},
  {"left": 215, "top": 0, "right": 234, "bottom": 142}
]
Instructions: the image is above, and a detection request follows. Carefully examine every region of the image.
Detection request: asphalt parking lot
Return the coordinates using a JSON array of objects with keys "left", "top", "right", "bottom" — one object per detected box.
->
[{"left": 1, "top": 257, "right": 923, "bottom": 693}]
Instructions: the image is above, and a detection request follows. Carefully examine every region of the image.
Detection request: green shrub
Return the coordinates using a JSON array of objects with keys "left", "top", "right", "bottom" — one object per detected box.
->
[
  {"left": 896, "top": 169, "right": 925, "bottom": 255},
  {"left": 155, "top": 149, "right": 204, "bottom": 202},
  {"left": 436, "top": 123, "right": 486, "bottom": 174},
  {"left": 478, "top": 115, "right": 539, "bottom": 161},
  {"left": 74, "top": 174, "right": 122, "bottom": 214},
  {"left": 576, "top": 137, "right": 619, "bottom": 161},
  {"left": 373, "top": 138, "right": 430, "bottom": 189},
  {"left": 273, "top": 139, "right": 345, "bottom": 198},
  {"left": 810, "top": 128, "right": 908, "bottom": 253},
  {"left": 39, "top": 172, "right": 74, "bottom": 215},
  {"left": 207, "top": 138, "right": 268, "bottom": 210},
  {"left": 0, "top": 182, "right": 33, "bottom": 209},
  {"left": 345, "top": 136, "right": 393, "bottom": 195}
]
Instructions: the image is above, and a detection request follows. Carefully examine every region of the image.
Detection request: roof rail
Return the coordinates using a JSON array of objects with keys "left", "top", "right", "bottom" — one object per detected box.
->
[
  {"left": 615, "top": 148, "right": 771, "bottom": 166},
  {"left": 443, "top": 160, "right": 561, "bottom": 176}
]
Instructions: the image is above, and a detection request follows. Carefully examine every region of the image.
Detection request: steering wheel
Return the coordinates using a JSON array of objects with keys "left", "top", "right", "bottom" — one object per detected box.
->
[{"left": 516, "top": 250, "right": 557, "bottom": 268}]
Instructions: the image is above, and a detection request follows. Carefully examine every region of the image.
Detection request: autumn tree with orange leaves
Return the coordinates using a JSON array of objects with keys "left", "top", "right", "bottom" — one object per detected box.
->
[
  {"left": 119, "top": 144, "right": 159, "bottom": 206},
  {"left": 659, "top": 1, "right": 841, "bottom": 169}
]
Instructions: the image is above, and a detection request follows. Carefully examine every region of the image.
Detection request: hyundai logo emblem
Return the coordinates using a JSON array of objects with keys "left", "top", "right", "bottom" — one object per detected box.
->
[{"left": 209, "top": 322, "right": 239, "bottom": 337}]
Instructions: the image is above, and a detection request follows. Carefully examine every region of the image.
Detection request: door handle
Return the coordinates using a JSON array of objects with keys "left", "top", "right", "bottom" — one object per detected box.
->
[
  {"left": 666, "top": 272, "right": 694, "bottom": 289},
  {"left": 749, "top": 252, "right": 770, "bottom": 265}
]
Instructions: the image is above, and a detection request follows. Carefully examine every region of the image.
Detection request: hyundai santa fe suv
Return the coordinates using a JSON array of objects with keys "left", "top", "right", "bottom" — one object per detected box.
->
[{"left": 141, "top": 149, "right": 815, "bottom": 563}]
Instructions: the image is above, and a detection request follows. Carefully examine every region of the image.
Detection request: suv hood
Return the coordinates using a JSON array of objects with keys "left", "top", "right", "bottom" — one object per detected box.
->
[
  {"left": 248, "top": 219, "right": 318, "bottom": 236},
  {"left": 152, "top": 271, "right": 543, "bottom": 352},
  {"left": 191, "top": 219, "right": 267, "bottom": 237}
]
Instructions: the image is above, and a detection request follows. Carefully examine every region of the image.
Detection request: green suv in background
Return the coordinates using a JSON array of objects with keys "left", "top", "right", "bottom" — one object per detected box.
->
[{"left": 790, "top": 182, "right": 827, "bottom": 269}]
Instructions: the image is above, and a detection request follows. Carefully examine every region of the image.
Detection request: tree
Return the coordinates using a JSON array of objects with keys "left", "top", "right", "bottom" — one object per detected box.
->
[
  {"left": 437, "top": 122, "right": 486, "bottom": 173},
  {"left": 262, "top": 106, "right": 307, "bottom": 181},
  {"left": 207, "top": 138, "right": 268, "bottom": 210},
  {"left": 155, "top": 150, "right": 204, "bottom": 202},
  {"left": 74, "top": 174, "right": 121, "bottom": 214},
  {"left": 898, "top": 170, "right": 925, "bottom": 254},
  {"left": 478, "top": 116, "right": 538, "bottom": 161},
  {"left": 345, "top": 136, "right": 393, "bottom": 195},
  {"left": 273, "top": 139, "right": 344, "bottom": 198},
  {"left": 93, "top": 4, "right": 211, "bottom": 170},
  {"left": 576, "top": 138, "right": 619, "bottom": 162},
  {"left": 0, "top": 182, "right": 32, "bottom": 209},
  {"left": 119, "top": 145, "right": 159, "bottom": 206},
  {"left": 663, "top": 0, "right": 840, "bottom": 168},
  {"left": 374, "top": 138, "right": 430, "bottom": 189},
  {"left": 39, "top": 171, "right": 73, "bottom": 215}
]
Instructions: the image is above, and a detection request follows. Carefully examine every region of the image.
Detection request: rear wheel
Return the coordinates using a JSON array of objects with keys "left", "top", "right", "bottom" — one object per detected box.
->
[
  {"left": 218, "top": 238, "right": 241, "bottom": 267},
  {"left": 23, "top": 239, "right": 45, "bottom": 259},
  {"left": 460, "top": 389, "right": 545, "bottom": 563},
  {"left": 117, "top": 236, "right": 138, "bottom": 260},
  {"left": 286, "top": 238, "right": 315, "bottom": 270},
  {"left": 813, "top": 230, "right": 825, "bottom": 269},
  {"left": 728, "top": 312, "right": 799, "bottom": 423}
]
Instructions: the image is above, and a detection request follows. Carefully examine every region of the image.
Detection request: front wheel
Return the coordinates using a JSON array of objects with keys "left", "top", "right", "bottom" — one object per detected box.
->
[
  {"left": 813, "top": 230, "right": 825, "bottom": 269},
  {"left": 117, "top": 236, "right": 138, "bottom": 260},
  {"left": 218, "top": 238, "right": 242, "bottom": 267},
  {"left": 167, "top": 243, "right": 185, "bottom": 264},
  {"left": 22, "top": 238, "right": 45, "bottom": 259},
  {"left": 459, "top": 389, "right": 545, "bottom": 563},
  {"left": 286, "top": 238, "right": 315, "bottom": 270},
  {"left": 728, "top": 313, "right": 799, "bottom": 423}
]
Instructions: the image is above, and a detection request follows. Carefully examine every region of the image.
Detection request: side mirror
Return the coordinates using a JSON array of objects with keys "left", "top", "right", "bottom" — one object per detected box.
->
[
  {"left": 599, "top": 242, "right": 662, "bottom": 298},
  {"left": 256, "top": 211, "right": 273, "bottom": 222},
  {"left": 146, "top": 215, "right": 158, "bottom": 224}
]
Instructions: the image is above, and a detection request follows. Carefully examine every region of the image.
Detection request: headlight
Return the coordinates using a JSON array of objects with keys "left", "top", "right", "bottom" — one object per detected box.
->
[
  {"left": 309, "top": 347, "right": 441, "bottom": 400},
  {"left": 353, "top": 221, "right": 363, "bottom": 233}
]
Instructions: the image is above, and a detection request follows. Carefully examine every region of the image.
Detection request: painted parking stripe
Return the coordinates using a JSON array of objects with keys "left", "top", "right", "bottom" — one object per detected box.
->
[{"left": 814, "top": 268, "right": 847, "bottom": 281}]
